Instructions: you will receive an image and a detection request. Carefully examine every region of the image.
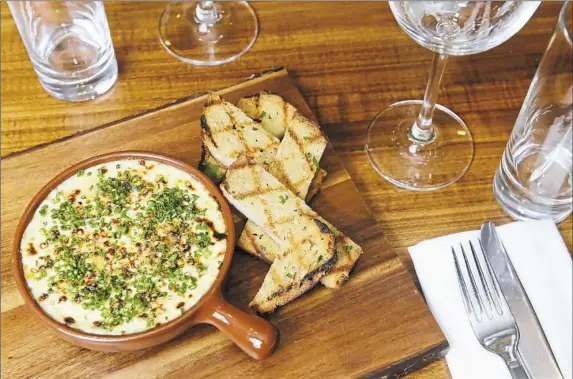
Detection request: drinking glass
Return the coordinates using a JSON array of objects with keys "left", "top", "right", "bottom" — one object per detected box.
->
[
  {"left": 7, "top": 1, "right": 118, "bottom": 102},
  {"left": 365, "top": 1, "right": 540, "bottom": 191},
  {"left": 158, "top": 1, "right": 258, "bottom": 66},
  {"left": 494, "top": 1, "right": 572, "bottom": 223}
]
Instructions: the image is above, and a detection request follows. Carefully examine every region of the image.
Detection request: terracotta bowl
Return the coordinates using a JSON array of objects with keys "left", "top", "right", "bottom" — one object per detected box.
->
[{"left": 13, "top": 151, "right": 278, "bottom": 359}]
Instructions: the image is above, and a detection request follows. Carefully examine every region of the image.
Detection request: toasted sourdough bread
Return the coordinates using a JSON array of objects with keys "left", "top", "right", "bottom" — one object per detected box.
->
[
  {"left": 238, "top": 206, "right": 363, "bottom": 288},
  {"left": 199, "top": 93, "right": 280, "bottom": 180},
  {"left": 220, "top": 163, "right": 337, "bottom": 313},
  {"left": 236, "top": 92, "right": 290, "bottom": 139}
]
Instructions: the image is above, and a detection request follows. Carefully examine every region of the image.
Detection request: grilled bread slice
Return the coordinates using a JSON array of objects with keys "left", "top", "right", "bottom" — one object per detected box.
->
[
  {"left": 238, "top": 208, "right": 363, "bottom": 289},
  {"left": 238, "top": 221, "right": 279, "bottom": 264},
  {"left": 220, "top": 163, "right": 337, "bottom": 313},
  {"left": 237, "top": 92, "right": 291, "bottom": 139},
  {"left": 199, "top": 93, "right": 280, "bottom": 175},
  {"left": 268, "top": 112, "right": 328, "bottom": 199},
  {"left": 316, "top": 224, "right": 363, "bottom": 288}
]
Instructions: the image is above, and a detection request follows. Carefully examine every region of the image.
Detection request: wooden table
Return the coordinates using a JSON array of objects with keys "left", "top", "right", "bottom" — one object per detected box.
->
[{"left": 2, "top": 2, "right": 571, "bottom": 378}]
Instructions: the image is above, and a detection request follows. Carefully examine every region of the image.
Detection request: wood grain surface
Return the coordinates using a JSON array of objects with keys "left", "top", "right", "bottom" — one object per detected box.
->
[
  {"left": 2, "top": 2, "right": 571, "bottom": 378},
  {"left": 1, "top": 69, "right": 447, "bottom": 378}
]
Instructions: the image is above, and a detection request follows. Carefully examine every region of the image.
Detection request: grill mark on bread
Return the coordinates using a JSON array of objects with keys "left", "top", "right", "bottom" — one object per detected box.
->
[{"left": 251, "top": 252, "right": 337, "bottom": 313}]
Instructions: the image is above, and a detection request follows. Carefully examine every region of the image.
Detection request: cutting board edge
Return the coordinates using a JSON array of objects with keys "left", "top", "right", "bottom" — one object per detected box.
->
[{"left": 363, "top": 340, "right": 450, "bottom": 379}]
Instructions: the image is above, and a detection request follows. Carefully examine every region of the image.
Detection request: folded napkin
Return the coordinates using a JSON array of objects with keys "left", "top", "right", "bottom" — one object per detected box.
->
[{"left": 410, "top": 220, "right": 572, "bottom": 379}]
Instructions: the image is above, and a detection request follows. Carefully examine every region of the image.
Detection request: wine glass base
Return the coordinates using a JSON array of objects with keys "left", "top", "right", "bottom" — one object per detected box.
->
[
  {"left": 365, "top": 100, "right": 474, "bottom": 191},
  {"left": 158, "top": 1, "right": 258, "bottom": 66}
]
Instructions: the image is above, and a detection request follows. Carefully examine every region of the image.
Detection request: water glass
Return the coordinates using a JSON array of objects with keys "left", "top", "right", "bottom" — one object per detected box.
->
[
  {"left": 7, "top": 1, "right": 118, "bottom": 102},
  {"left": 494, "top": 1, "right": 572, "bottom": 223}
]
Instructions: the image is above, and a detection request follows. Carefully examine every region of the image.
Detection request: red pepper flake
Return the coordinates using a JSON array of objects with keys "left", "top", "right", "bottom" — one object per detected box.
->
[
  {"left": 38, "top": 293, "right": 48, "bottom": 301},
  {"left": 139, "top": 159, "right": 146, "bottom": 166},
  {"left": 58, "top": 296, "right": 67, "bottom": 303},
  {"left": 27, "top": 243, "right": 38, "bottom": 256},
  {"left": 93, "top": 321, "right": 103, "bottom": 327},
  {"left": 121, "top": 267, "right": 132, "bottom": 277},
  {"left": 177, "top": 302, "right": 185, "bottom": 309},
  {"left": 68, "top": 189, "right": 81, "bottom": 202}
]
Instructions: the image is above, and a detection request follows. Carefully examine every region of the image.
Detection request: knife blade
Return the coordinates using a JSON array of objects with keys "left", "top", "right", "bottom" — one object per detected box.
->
[{"left": 481, "top": 222, "right": 563, "bottom": 379}]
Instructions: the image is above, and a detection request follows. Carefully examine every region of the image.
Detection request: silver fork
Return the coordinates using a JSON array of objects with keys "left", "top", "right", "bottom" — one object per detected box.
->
[{"left": 452, "top": 240, "right": 529, "bottom": 379}]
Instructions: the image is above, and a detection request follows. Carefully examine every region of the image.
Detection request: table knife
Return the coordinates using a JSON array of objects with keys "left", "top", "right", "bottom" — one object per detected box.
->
[{"left": 481, "top": 222, "right": 563, "bottom": 379}]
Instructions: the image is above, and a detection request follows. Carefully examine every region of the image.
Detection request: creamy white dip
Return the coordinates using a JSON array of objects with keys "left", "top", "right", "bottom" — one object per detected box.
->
[{"left": 21, "top": 159, "right": 226, "bottom": 335}]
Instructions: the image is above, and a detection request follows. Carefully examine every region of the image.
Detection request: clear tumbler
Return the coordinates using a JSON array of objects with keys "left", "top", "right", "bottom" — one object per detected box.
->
[
  {"left": 7, "top": 1, "right": 118, "bottom": 102},
  {"left": 494, "top": 1, "right": 572, "bottom": 223}
]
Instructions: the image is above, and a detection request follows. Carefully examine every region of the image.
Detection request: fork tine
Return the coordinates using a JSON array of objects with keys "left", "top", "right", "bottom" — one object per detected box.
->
[
  {"left": 453, "top": 244, "right": 483, "bottom": 322},
  {"left": 469, "top": 240, "right": 495, "bottom": 319},
  {"left": 452, "top": 246, "right": 473, "bottom": 317},
  {"left": 459, "top": 243, "right": 486, "bottom": 321},
  {"left": 478, "top": 239, "right": 505, "bottom": 316}
]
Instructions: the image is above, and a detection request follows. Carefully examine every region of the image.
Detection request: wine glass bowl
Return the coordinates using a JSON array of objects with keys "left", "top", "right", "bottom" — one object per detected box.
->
[
  {"left": 366, "top": 1, "right": 540, "bottom": 191},
  {"left": 390, "top": 1, "right": 541, "bottom": 55}
]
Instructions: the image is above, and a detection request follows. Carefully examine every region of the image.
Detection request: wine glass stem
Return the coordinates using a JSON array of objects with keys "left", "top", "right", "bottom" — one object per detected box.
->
[
  {"left": 409, "top": 53, "right": 449, "bottom": 143},
  {"left": 195, "top": 0, "right": 221, "bottom": 24}
]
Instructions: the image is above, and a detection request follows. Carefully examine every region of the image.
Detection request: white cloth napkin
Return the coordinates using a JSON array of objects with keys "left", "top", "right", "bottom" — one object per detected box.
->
[{"left": 409, "top": 220, "right": 572, "bottom": 379}]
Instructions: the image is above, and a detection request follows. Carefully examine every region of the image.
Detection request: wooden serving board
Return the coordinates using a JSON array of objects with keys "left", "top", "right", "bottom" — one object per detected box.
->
[{"left": 1, "top": 68, "right": 447, "bottom": 378}]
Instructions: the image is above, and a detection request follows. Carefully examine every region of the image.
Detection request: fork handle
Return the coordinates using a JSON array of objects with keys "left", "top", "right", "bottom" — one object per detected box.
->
[
  {"left": 508, "top": 350, "right": 530, "bottom": 379},
  {"left": 508, "top": 364, "right": 528, "bottom": 379},
  {"left": 509, "top": 365, "right": 529, "bottom": 379}
]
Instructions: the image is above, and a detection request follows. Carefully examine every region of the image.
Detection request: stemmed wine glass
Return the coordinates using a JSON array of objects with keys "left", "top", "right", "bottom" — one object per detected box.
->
[
  {"left": 158, "top": 1, "right": 258, "bottom": 66},
  {"left": 365, "top": 1, "right": 540, "bottom": 191}
]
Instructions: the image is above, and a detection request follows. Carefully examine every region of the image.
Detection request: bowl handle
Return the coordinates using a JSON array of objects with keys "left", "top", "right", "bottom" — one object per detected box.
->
[{"left": 194, "top": 289, "right": 279, "bottom": 360}]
